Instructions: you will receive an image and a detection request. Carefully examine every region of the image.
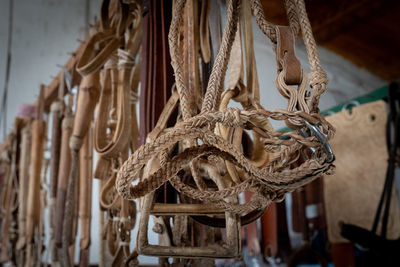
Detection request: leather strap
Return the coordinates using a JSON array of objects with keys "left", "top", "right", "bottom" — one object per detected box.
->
[
  {"left": 49, "top": 101, "right": 63, "bottom": 213},
  {"left": 139, "top": 0, "right": 174, "bottom": 144},
  {"left": 54, "top": 109, "right": 74, "bottom": 248},
  {"left": 72, "top": 72, "right": 100, "bottom": 148},
  {"left": 61, "top": 72, "right": 99, "bottom": 266},
  {"left": 93, "top": 67, "right": 130, "bottom": 181},
  {"left": 25, "top": 87, "right": 46, "bottom": 267},
  {"left": 127, "top": 11, "right": 142, "bottom": 152},
  {"left": 151, "top": 0, "right": 171, "bottom": 127},
  {"left": 199, "top": 0, "right": 210, "bottom": 63},
  {"left": 139, "top": 0, "right": 152, "bottom": 145},
  {"left": 76, "top": 0, "right": 130, "bottom": 76},
  {"left": 61, "top": 70, "right": 100, "bottom": 266},
  {"left": 227, "top": 22, "right": 243, "bottom": 94},
  {"left": 146, "top": 90, "right": 179, "bottom": 142},
  {"left": 182, "top": 0, "right": 201, "bottom": 117},
  {"left": 94, "top": 67, "right": 131, "bottom": 161},
  {"left": 275, "top": 26, "right": 302, "bottom": 86},
  {"left": 78, "top": 129, "right": 93, "bottom": 267},
  {"left": 76, "top": 31, "right": 122, "bottom": 76},
  {"left": 208, "top": 0, "right": 222, "bottom": 64},
  {"left": 48, "top": 79, "right": 64, "bottom": 262},
  {"left": 242, "top": 0, "right": 256, "bottom": 106},
  {"left": 130, "top": 63, "right": 140, "bottom": 152},
  {"left": 62, "top": 74, "right": 99, "bottom": 265},
  {"left": 100, "top": 173, "right": 121, "bottom": 210},
  {"left": 16, "top": 122, "right": 31, "bottom": 251}
]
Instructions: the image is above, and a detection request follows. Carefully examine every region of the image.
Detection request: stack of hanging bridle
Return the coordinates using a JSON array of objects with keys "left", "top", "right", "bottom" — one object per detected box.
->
[
  {"left": 0, "top": 91, "right": 48, "bottom": 267},
  {"left": 0, "top": 119, "right": 23, "bottom": 265},
  {"left": 39, "top": 0, "right": 143, "bottom": 266},
  {"left": 73, "top": 0, "right": 142, "bottom": 265},
  {"left": 116, "top": 0, "right": 335, "bottom": 260},
  {"left": 0, "top": 99, "right": 50, "bottom": 267}
]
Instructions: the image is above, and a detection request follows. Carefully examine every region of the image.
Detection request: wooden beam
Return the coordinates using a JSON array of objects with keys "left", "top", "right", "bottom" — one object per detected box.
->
[
  {"left": 150, "top": 203, "right": 225, "bottom": 215},
  {"left": 310, "top": 0, "right": 399, "bottom": 44}
]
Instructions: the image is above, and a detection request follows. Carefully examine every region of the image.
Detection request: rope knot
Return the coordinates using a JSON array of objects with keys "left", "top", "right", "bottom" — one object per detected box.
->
[
  {"left": 50, "top": 102, "right": 63, "bottom": 113},
  {"left": 62, "top": 116, "right": 74, "bottom": 130},
  {"left": 224, "top": 108, "right": 241, "bottom": 127},
  {"left": 104, "top": 53, "right": 118, "bottom": 70},
  {"left": 69, "top": 135, "right": 84, "bottom": 151},
  {"left": 117, "top": 48, "right": 135, "bottom": 70},
  {"left": 130, "top": 91, "right": 139, "bottom": 103}
]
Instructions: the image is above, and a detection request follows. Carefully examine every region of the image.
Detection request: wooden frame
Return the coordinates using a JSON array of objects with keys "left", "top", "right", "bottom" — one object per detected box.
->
[{"left": 137, "top": 192, "right": 241, "bottom": 259}]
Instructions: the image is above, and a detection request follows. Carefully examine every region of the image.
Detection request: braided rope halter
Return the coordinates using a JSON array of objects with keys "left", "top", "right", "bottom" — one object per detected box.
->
[{"left": 116, "top": 0, "right": 335, "bottom": 224}]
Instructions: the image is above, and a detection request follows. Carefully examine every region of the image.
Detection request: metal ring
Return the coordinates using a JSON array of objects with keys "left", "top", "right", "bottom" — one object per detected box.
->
[{"left": 304, "top": 121, "right": 335, "bottom": 163}]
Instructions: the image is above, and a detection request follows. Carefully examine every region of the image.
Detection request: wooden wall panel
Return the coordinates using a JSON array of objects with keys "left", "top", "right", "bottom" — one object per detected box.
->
[{"left": 260, "top": 0, "right": 400, "bottom": 80}]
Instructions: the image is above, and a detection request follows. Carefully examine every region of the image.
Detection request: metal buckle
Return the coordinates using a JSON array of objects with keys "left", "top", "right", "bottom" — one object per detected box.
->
[{"left": 301, "top": 121, "right": 335, "bottom": 163}]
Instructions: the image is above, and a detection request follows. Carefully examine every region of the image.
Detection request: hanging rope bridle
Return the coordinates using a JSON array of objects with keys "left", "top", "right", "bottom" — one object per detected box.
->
[{"left": 115, "top": 0, "right": 335, "bottom": 216}]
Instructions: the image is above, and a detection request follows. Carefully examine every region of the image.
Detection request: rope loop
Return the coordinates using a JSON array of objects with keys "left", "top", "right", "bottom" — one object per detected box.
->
[{"left": 117, "top": 48, "right": 135, "bottom": 70}]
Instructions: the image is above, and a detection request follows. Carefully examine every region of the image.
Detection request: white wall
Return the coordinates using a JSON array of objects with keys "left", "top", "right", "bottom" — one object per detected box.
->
[
  {"left": 0, "top": 0, "right": 101, "bottom": 135},
  {"left": 0, "top": 1, "right": 386, "bottom": 266}
]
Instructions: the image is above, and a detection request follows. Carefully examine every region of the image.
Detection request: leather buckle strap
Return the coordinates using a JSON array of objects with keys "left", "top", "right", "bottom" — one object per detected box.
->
[{"left": 275, "top": 26, "right": 302, "bottom": 86}]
